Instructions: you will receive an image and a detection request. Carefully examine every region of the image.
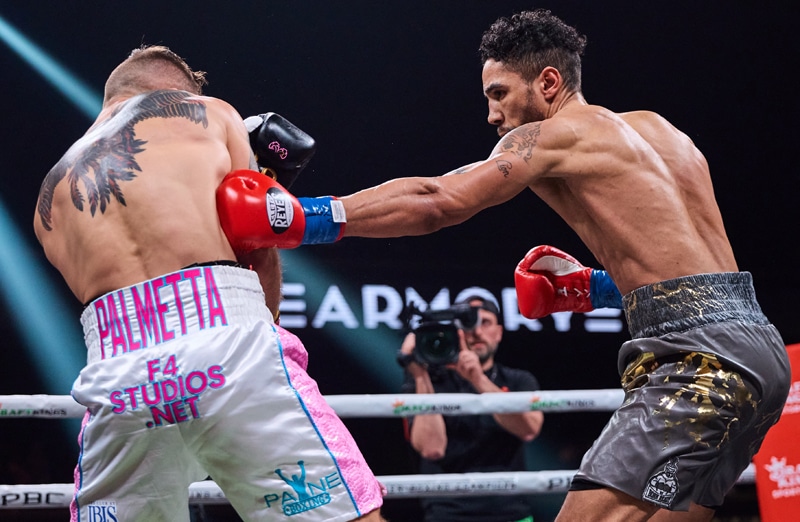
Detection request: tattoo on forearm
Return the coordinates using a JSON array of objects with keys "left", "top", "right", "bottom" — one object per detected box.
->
[
  {"left": 500, "top": 123, "right": 541, "bottom": 163},
  {"left": 36, "top": 90, "right": 208, "bottom": 231}
]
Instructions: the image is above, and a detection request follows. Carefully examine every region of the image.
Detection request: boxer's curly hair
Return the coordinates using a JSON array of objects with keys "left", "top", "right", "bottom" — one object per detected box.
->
[
  {"left": 479, "top": 9, "right": 587, "bottom": 91},
  {"left": 104, "top": 45, "right": 208, "bottom": 103}
]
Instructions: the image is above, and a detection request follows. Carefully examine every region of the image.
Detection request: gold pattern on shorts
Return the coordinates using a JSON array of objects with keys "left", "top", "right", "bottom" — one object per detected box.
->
[
  {"left": 622, "top": 352, "right": 658, "bottom": 392},
  {"left": 652, "top": 352, "right": 755, "bottom": 450},
  {"left": 625, "top": 290, "right": 638, "bottom": 313},
  {"left": 652, "top": 282, "right": 714, "bottom": 317}
]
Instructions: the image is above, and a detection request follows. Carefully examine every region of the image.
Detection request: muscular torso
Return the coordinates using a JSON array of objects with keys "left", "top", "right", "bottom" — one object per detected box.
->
[
  {"left": 34, "top": 90, "right": 251, "bottom": 303},
  {"left": 327, "top": 101, "right": 738, "bottom": 296},
  {"left": 520, "top": 104, "right": 737, "bottom": 294}
]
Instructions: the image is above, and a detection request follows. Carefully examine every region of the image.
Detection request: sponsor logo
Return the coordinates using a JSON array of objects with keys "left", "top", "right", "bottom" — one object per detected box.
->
[
  {"left": 108, "top": 354, "right": 226, "bottom": 429},
  {"left": 92, "top": 267, "right": 227, "bottom": 360},
  {"left": 266, "top": 187, "right": 294, "bottom": 233},
  {"left": 278, "top": 283, "right": 624, "bottom": 334},
  {"left": 782, "top": 381, "right": 800, "bottom": 415},
  {"left": 0, "top": 407, "right": 68, "bottom": 417},
  {"left": 642, "top": 458, "right": 679, "bottom": 508},
  {"left": 0, "top": 490, "right": 67, "bottom": 507},
  {"left": 268, "top": 141, "right": 288, "bottom": 160},
  {"left": 87, "top": 500, "right": 118, "bottom": 522},
  {"left": 764, "top": 456, "right": 800, "bottom": 499},
  {"left": 391, "top": 400, "right": 462, "bottom": 416},
  {"left": 385, "top": 473, "right": 529, "bottom": 496},
  {"left": 529, "top": 396, "right": 594, "bottom": 410},
  {"left": 264, "top": 460, "right": 343, "bottom": 516},
  {"left": 529, "top": 396, "right": 564, "bottom": 410}
]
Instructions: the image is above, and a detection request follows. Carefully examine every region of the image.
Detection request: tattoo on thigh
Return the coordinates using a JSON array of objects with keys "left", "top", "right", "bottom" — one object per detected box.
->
[{"left": 36, "top": 90, "right": 208, "bottom": 231}]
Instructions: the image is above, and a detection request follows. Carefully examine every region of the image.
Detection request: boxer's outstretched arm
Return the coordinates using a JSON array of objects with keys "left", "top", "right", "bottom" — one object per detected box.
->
[
  {"left": 339, "top": 121, "right": 562, "bottom": 238},
  {"left": 339, "top": 159, "right": 526, "bottom": 238}
]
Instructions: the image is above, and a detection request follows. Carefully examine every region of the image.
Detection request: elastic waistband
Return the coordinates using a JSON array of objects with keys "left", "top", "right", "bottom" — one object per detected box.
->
[
  {"left": 623, "top": 272, "right": 768, "bottom": 339},
  {"left": 81, "top": 266, "right": 268, "bottom": 364}
]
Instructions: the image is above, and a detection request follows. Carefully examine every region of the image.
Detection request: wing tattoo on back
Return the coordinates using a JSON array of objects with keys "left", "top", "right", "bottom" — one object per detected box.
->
[{"left": 37, "top": 90, "right": 208, "bottom": 231}]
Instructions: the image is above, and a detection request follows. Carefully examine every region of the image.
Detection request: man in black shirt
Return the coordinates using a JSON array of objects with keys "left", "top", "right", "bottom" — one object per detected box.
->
[{"left": 399, "top": 295, "right": 544, "bottom": 521}]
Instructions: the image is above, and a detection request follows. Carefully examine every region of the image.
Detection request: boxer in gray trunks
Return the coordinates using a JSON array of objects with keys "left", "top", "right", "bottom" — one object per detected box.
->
[
  {"left": 250, "top": 8, "right": 793, "bottom": 521},
  {"left": 572, "top": 272, "right": 790, "bottom": 511}
]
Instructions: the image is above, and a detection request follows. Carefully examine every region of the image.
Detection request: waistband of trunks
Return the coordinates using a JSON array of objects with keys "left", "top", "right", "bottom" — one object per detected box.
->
[
  {"left": 622, "top": 272, "right": 769, "bottom": 339},
  {"left": 80, "top": 265, "right": 269, "bottom": 364}
]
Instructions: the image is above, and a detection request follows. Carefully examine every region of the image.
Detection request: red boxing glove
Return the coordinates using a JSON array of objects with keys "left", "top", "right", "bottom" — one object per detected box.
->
[
  {"left": 216, "top": 170, "right": 305, "bottom": 252},
  {"left": 216, "top": 170, "right": 346, "bottom": 254},
  {"left": 515, "top": 245, "right": 595, "bottom": 319}
]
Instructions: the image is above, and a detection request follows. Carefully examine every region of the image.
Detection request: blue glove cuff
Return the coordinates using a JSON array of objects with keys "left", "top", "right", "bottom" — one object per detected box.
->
[
  {"left": 590, "top": 269, "right": 623, "bottom": 309},
  {"left": 298, "top": 196, "right": 345, "bottom": 245}
]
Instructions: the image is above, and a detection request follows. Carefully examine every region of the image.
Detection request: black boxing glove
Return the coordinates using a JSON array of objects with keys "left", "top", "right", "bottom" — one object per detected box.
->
[{"left": 244, "top": 113, "right": 316, "bottom": 189}]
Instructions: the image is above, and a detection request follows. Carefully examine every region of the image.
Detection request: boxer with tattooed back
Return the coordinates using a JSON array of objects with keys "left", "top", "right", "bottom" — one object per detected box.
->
[{"left": 34, "top": 45, "right": 384, "bottom": 522}]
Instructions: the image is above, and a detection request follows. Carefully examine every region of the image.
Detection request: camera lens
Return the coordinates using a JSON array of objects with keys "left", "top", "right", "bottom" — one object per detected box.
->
[{"left": 415, "top": 323, "right": 460, "bottom": 366}]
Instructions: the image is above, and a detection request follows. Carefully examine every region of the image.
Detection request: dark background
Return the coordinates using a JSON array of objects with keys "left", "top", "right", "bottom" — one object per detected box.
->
[{"left": 0, "top": 2, "right": 796, "bottom": 521}]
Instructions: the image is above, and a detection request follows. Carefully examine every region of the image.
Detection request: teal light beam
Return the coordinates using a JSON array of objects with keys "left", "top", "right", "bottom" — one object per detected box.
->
[
  {"left": 0, "top": 14, "right": 102, "bottom": 118},
  {"left": 281, "top": 250, "right": 402, "bottom": 392},
  {"left": 0, "top": 13, "right": 101, "bottom": 394},
  {"left": 1, "top": 12, "right": 399, "bottom": 394},
  {"left": 0, "top": 199, "right": 83, "bottom": 394}
]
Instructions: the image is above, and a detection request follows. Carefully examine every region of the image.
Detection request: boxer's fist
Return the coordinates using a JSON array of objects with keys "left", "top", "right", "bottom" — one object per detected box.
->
[
  {"left": 244, "top": 112, "right": 315, "bottom": 189},
  {"left": 216, "top": 170, "right": 345, "bottom": 254},
  {"left": 515, "top": 245, "right": 622, "bottom": 319}
]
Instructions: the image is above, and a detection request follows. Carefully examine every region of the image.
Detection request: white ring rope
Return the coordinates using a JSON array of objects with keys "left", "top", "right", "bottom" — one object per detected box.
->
[
  {"left": 0, "top": 467, "right": 757, "bottom": 508},
  {"left": 0, "top": 389, "right": 626, "bottom": 419},
  {"left": 0, "top": 390, "right": 758, "bottom": 510}
]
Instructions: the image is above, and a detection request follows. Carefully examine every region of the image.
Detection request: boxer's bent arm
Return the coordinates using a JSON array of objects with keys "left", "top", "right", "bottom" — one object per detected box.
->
[
  {"left": 468, "top": 372, "right": 544, "bottom": 442},
  {"left": 238, "top": 247, "right": 282, "bottom": 320},
  {"left": 408, "top": 369, "right": 448, "bottom": 460},
  {"left": 494, "top": 409, "right": 544, "bottom": 442},
  {"left": 219, "top": 103, "right": 285, "bottom": 315}
]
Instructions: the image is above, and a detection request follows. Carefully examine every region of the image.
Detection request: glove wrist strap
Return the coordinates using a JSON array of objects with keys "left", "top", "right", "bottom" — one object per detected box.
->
[
  {"left": 298, "top": 197, "right": 347, "bottom": 244},
  {"left": 589, "top": 270, "right": 623, "bottom": 309}
]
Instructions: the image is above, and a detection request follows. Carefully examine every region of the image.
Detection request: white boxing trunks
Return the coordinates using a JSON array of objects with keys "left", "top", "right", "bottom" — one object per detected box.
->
[{"left": 71, "top": 265, "right": 384, "bottom": 521}]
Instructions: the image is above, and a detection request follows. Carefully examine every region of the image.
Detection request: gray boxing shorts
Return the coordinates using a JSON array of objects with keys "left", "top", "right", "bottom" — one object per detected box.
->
[{"left": 572, "top": 272, "right": 791, "bottom": 511}]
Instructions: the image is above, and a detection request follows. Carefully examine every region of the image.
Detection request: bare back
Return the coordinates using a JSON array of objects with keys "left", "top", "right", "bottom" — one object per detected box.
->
[
  {"left": 33, "top": 90, "right": 252, "bottom": 303},
  {"left": 523, "top": 105, "right": 737, "bottom": 294}
]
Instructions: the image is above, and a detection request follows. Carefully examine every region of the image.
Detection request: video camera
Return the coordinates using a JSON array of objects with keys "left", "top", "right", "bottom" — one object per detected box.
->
[{"left": 405, "top": 303, "right": 479, "bottom": 367}]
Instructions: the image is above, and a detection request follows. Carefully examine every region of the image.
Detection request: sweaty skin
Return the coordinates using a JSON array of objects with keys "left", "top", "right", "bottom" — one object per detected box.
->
[
  {"left": 340, "top": 60, "right": 737, "bottom": 295},
  {"left": 33, "top": 89, "right": 280, "bottom": 310}
]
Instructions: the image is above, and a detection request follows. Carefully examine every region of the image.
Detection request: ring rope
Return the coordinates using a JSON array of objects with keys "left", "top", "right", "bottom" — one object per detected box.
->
[
  {"left": 0, "top": 391, "right": 758, "bottom": 510},
  {"left": 0, "top": 389, "right": 625, "bottom": 419},
  {"left": 0, "top": 467, "right": 756, "bottom": 509}
]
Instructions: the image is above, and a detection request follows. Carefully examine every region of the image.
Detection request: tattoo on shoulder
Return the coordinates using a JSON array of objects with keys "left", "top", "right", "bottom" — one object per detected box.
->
[
  {"left": 500, "top": 123, "right": 541, "bottom": 163},
  {"left": 36, "top": 90, "right": 208, "bottom": 231}
]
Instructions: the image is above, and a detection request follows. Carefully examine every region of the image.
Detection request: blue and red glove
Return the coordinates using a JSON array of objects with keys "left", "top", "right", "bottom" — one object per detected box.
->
[
  {"left": 515, "top": 245, "right": 622, "bottom": 319},
  {"left": 216, "top": 170, "right": 345, "bottom": 254}
]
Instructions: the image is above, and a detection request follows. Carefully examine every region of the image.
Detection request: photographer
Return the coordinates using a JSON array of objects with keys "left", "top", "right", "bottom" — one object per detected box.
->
[{"left": 398, "top": 296, "right": 544, "bottom": 522}]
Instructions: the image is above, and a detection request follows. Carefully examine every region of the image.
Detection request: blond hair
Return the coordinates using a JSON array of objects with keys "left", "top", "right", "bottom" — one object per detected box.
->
[{"left": 103, "top": 45, "right": 208, "bottom": 104}]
